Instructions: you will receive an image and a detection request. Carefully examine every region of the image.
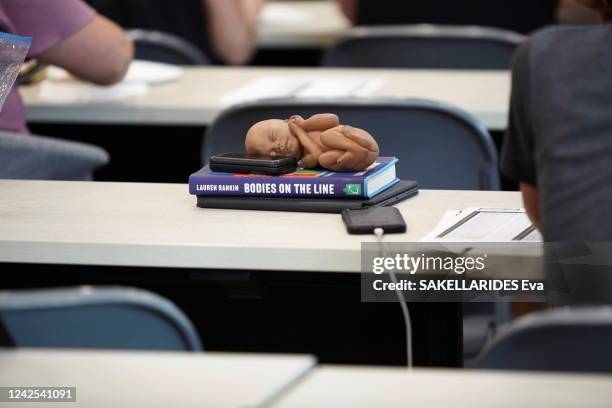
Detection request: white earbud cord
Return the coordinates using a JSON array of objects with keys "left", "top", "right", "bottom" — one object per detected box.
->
[{"left": 373, "top": 227, "right": 413, "bottom": 369}]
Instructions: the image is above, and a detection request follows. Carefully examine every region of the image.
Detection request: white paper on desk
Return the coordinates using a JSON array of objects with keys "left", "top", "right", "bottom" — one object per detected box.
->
[
  {"left": 36, "top": 80, "right": 148, "bottom": 104},
  {"left": 220, "top": 76, "right": 385, "bottom": 106},
  {"left": 36, "top": 60, "right": 186, "bottom": 104},
  {"left": 220, "top": 77, "right": 305, "bottom": 106},
  {"left": 294, "top": 77, "right": 385, "bottom": 98},
  {"left": 46, "top": 60, "right": 183, "bottom": 85},
  {"left": 420, "top": 207, "right": 543, "bottom": 242},
  {"left": 123, "top": 60, "right": 184, "bottom": 84},
  {"left": 259, "top": 4, "right": 310, "bottom": 25}
]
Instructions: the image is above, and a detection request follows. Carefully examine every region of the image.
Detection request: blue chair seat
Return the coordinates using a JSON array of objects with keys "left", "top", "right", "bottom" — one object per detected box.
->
[
  {"left": 477, "top": 306, "right": 612, "bottom": 373},
  {"left": 0, "top": 286, "right": 202, "bottom": 351}
]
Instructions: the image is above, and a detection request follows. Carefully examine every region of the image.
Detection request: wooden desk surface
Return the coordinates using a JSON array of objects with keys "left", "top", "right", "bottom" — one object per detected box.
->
[
  {"left": 271, "top": 366, "right": 612, "bottom": 408},
  {"left": 0, "top": 349, "right": 316, "bottom": 408},
  {"left": 0, "top": 180, "right": 522, "bottom": 272},
  {"left": 21, "top": 67, "right": 510, "bottom": 130},
  {"left": 258, "top": 1, "right": 350, "bottom": 49}
]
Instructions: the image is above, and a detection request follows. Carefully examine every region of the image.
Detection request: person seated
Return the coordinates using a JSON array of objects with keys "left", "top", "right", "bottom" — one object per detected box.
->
[
  {"left": 0, "top": 0, "right": 133, "bottom": 134},
  {"left": 336, "top": 0, "right": 559, "bottom": 34},
  {"left": 87, "top": 0, "right": 264, "bottom": 65},
  {"left": 502, "top": 0, "right": 612, "bottom": 241},
  {"left": 245, "top": 114, "right": 379, "bottom": 171}
]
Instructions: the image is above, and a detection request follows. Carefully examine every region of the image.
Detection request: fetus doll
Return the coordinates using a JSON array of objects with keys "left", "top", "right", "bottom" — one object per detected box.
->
[{"left": 244, "top": 113, "right": 379, "bottom": 172}]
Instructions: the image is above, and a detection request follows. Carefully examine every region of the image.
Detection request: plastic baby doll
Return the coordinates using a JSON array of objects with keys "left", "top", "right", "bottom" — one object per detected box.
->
[{"left": 244, "top": 113, "right": 379, "bottom": 171}]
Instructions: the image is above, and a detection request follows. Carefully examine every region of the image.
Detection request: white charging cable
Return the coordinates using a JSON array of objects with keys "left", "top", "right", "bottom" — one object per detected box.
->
[{"left": 374, "top": 227, "right": 413, "bottom": 369}]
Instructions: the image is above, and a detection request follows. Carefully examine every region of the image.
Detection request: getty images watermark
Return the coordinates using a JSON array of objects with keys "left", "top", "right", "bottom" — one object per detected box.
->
[{"left": 361, "top": 242, "right": 554, "bottom": 303}]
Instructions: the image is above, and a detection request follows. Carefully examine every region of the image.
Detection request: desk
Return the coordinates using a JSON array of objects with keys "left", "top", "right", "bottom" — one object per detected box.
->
[
  {"left": 271, "top": 366, "right": 612, "bottom": 408},
  {"left": 258, "top": 1, "right": 350, "bottom": 49},
  {"left": 0, "top": 180, "right": 523, "bottom": 272},
  {"left": 0, "top": 349, "right": 315, "bottom": 408},
  {"left": 0, "top": 180, "right": 526, "bottom": 366},
  {"left": 21, "top": 67, "right": 510, "bottom": 131}
]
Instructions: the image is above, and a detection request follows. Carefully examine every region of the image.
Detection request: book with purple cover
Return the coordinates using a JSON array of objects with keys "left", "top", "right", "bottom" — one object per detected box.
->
[{"left": 189, "top": 157, "right": 399, "bottom": 199}]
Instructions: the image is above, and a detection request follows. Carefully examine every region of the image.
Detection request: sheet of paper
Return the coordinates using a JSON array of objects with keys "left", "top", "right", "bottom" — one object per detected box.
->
[
  {"left": 219, "top": 76, "right": 385, "bottom": 106},
  {"left": 46, "top": 60, "right": 183, "bottom": 85},
  {"left": 220, "top": 77, "right": 307, "bottom": 106},
  {"left": 420, "top": 208, "right": 543, "bottom": 242},
  {"left": 123, "top": 60, "right": 184, "bottom": 84},
  {"left": 35, "top": 59, "right": 187, "bottom": 104},
  {"left": 294, "top": 77, "right": 384, "bottom": 98},
  {"left": 259, "top": 3, "right": 311, "bottom": 25},
  {"left": 36, "top": 81, "right": 148, "bottom": 104}
]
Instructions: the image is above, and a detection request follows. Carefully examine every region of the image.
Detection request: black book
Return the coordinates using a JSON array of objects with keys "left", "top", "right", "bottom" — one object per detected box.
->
[{"left": 197, "top": 180, "right": 418, "bottom": 214}]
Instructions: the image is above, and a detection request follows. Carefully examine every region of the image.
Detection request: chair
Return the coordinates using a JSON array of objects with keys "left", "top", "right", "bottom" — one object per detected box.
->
[
  {"left": 463, "top": 310, "right": 496, "bottom": 365},
  {"left": 322, "top": 25, "right": 525, "bottom": 70},
  {"left": 128, "top": 29, "right": 209, "bottom": 66},
  {"left": 0, "top": 131, "right": 109, "bottom": 181},
  {"left": 203, "top": 98, "right": 500, "bottom": 190},
  {"left": 477, "top": 306, "right": 612, "bottom": 373},
  {"left": 0, "top": 286, "right": 202, "bottom": 351}
]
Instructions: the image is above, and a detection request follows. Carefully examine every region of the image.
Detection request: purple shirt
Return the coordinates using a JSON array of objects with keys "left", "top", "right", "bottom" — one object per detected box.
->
[{"left": 0, "top": 0, "right": 95, "bottom": 133}]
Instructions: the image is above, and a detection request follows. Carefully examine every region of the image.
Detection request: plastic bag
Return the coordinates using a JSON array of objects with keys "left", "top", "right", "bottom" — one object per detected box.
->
[{"left": 0, "top": 32, "right": 31, "bottom": 111}]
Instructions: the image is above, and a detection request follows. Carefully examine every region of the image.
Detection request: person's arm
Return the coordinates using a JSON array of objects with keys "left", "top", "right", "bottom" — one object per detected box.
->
[
  {"left": 336, "top": 0, "right": 357, "bottom": 24},
  {"left": 204, "top": 0, "right": 264, "bottom": 65},
  {"left": 37, "top": 15, "right": 133, "bottom": 85},
  {"left": 521, "top": 182, "right": 540, "bottom": 229}
]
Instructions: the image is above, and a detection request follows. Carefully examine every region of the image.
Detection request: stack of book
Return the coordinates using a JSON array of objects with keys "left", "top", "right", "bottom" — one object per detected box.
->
[{"left": 189, "top": 157, "right": 418, "bottom": 213}]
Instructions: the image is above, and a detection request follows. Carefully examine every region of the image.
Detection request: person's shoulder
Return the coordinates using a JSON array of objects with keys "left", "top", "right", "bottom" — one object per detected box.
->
[
  {"left": 536, "top": 25, "right": 603, "bottom": 43},
  {"left": 528, "top": 25, "right": 607, "bottom": 60},
  {"left": 512, "top": 25, "right": 607, "bottom": 76}
]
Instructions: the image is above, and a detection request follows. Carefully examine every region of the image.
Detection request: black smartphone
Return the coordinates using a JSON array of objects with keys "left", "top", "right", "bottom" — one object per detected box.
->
[
  {"left": 209, "top": 153, "right": 298, "bottom": 176},
  {"left": 342, "top": 207, "right": 407, "bottom": 235}
]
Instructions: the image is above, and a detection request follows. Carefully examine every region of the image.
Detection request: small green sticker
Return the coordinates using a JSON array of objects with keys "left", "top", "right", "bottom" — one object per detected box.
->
[{"left": 343, "top": 184, "right": 362, "bottom": 196}]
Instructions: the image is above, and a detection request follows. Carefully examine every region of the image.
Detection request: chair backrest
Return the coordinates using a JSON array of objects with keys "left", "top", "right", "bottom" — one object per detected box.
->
[
  {"left": 0, "top": 286, "right": 202, "bottom": 351},
  {"left": 129, "top": 29, "right": 209, "bottom": 66},
  {"left": 203, "top": 98, "right": 500, "bottom": 190},
  {"left": 477, "top": 307, "right": 612, "bottom": 373},
  {"left": 0, "top": 132, "right": 109, "bottom": 181},
  {"left": 323, "top": 25, "right": 525, "bottom": 69}
]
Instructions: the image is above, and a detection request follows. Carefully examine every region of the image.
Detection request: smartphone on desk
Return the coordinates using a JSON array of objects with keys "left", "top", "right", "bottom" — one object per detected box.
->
[
  {"left": 209, "top": 153, "right": 298, "bottom": 176},
  {"left": 342, "top": 207, "right": 407, "bottom": 235}
]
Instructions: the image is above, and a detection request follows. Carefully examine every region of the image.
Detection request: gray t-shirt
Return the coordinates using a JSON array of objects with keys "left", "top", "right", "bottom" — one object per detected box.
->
[{"left": 501, "top": 25, "right": 612, "bottom": 242}]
